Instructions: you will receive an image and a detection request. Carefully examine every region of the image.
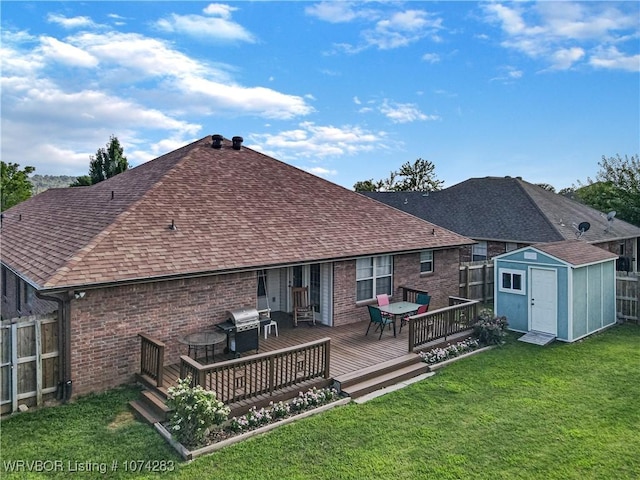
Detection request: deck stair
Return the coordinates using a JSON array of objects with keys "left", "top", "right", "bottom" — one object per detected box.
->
[
  {"left": 333, "top": 353, "right": 429, "bottom": 399},
  {"left": 129, "top": 389, "right": 172, "bottom": 425}
]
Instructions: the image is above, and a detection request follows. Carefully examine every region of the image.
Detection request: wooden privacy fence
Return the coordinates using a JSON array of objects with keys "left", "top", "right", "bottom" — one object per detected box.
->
[
  {"left": 459, "top": 261, "right": 494, "bottom": 303},
  {"left": 1, "top": 313, "right": 59, "bottom": 414},
  {"left": 180, "top": 338, "right": 331, "bottom": 405},
  {"left": 617, "top": 273, "right": 639, "bottom": 323},
  {"left": 407, "top": 297, "right": 480, "bottom": 352}
]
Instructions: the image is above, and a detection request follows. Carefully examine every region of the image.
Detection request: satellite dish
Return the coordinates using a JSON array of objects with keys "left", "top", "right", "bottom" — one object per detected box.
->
[
  {"left": 573, "top": 221, "right": 590, "bottom": 238},
  {"left": 606, "top": 211, "right": 616, "bottom": 221}
]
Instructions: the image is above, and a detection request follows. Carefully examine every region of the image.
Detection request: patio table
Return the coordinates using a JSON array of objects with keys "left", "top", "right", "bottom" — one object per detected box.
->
[
  {"left": 378, "top": 301, "right": 422, "bottom": 324},
  {"left": 178, "top": 330, "right": 226, "bottom": 362}
]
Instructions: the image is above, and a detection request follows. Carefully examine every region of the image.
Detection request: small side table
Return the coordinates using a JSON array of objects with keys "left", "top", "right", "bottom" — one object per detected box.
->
[{"left": 178, "top": 330, "right": 226, "bottom": 363}]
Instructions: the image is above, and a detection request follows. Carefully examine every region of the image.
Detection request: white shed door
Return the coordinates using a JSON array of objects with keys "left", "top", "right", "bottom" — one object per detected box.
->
[{"left": 530, "top": 268, "right": 557, "bottom": 335}]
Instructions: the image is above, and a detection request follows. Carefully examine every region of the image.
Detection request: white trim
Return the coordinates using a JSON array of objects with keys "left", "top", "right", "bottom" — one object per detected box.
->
[
  {"left": 567, "top": 266, "right": 574, "bottom": 342},
  {"left": 498, "top": 268, "right": 526, "bottom": 295},
  {"left": 528, "top": 266, "right": 558, "bottom": 336}
]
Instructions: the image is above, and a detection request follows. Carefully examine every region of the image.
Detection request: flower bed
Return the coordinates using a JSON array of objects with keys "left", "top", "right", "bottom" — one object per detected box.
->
[
  {"left": 419, "top": 337, "right": 480, "bottom": 364},
  {"left": 159, "top": 384, "right": 347, "bottom": 460},
  {"left": 418, "top": 309, "right": 508, "bottom": 367}
]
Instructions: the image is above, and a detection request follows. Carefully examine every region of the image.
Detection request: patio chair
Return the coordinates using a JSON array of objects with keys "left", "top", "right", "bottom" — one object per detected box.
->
[
  {"left": 416, "top": 293, "right": 431, "bottom": 305},
  {"left": 366, "top": 305, "right": 396, "bottom": 339},
  {"left": 376, "top": 293, "right": 394, "bottom": 319},
  {"left": 400, "top": 303, "right": 429, "bottom": 333},
  {"left": 291, "top": 286, "right": 315, "bottom": 327}
]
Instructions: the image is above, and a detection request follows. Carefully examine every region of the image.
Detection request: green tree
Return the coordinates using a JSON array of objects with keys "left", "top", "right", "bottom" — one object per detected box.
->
[
  {"left": 353, "top": 158, "right": 443, "bottom": 192},
  {"left": 395, "top": 158, "right": 444, "bottom": 191},
  {"left": 71, "top": 135, "right": 129, "bottom": 186},
  {"left": 353, "top": 179, "right": 382, "bottom": 192},
  {"left": 1, "top": 162, "right": 35, "bottom": 211},
  {"left": 576, "top": 154, "right": 639, "bottom": 226},
  {"left": 69, "top": 175, "right": 92, "bottom": 187},
  {"left": 536, "top": 183, "right": 556, "bottom": 193}
]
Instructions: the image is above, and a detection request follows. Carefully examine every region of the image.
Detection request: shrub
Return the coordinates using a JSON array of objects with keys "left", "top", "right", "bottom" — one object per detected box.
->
[
  {"left": 166, "top": 376, "right": 230, "bottom": 448},
  {"left": 473, "top": 308, "right": 508, "bottom": 346}
]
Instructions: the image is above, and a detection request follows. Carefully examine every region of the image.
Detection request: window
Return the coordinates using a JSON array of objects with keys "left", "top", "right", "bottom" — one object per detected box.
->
[
  {"left": 356, "top": 255, "right": 392, "bottom": 302},
  {"left": 420, "top": 250, "right": 433, "bottom": 273},
  {"left": 499, "top": 268, "right": 525, "bottom": 295},
  {"left": 505, "top": 242, "right": 518, "bottom": 252},
  {"left": 25, "top": 283, "right": 34, "bottom": 306},
  {"left": 472, "top": 241, "right": 487, "bottom": 261}
]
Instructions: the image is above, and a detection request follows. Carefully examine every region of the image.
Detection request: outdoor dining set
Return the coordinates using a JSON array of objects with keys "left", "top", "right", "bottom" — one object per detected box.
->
[{"left": 366, "top": 293, "right": 431, "bottom": 339}]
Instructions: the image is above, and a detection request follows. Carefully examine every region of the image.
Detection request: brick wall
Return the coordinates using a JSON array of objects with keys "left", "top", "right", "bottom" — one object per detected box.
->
[
  {"left": 459, "top": 241, "right": 525, "bottom": 262},
  {"left": 1, "top": 268, "right": 57, "bottom": 319},
  {"left": 331, "top": 248, "right": 461, "bottom": 327},
  {"left": 69, "top": 271, "right": 256, "bottom": 396}
]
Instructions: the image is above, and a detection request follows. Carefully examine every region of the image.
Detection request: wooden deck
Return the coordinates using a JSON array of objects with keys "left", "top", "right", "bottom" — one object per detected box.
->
[{"left": 161, "top": 312, "right": 424, "bottom": 390}]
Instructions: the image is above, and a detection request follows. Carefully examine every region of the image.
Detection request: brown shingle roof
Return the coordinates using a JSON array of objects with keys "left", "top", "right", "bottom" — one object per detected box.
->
[
  {"left": 1, "top": 136, "right": 473, "bottom": 290},
  {"left": 532, "top": 240, "right": 618, "bottom": 266}
]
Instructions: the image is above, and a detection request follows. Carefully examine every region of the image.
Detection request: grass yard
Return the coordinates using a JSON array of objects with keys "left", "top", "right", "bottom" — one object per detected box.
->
[{"left": 1, "top": 324, "right": 639, "bottom": 479}]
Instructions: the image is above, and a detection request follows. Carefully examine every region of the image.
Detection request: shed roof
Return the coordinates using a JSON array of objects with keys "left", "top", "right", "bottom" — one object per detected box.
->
[
  {"left": 1, "top": 136, "right": 473, "bottom": 291},
  {"left": 531, "top": 240, "right": 619, "bottom": 267}
]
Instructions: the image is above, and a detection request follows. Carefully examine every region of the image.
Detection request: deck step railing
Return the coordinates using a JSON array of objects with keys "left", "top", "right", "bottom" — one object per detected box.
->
[
  {"left": 407, "top": 297, "right": 480, "bottom": 352},
  {"left": 139, "top": 333, "right": 165, "bottom": 388},
  {"left": 180, "top": 338, "right": 331, "bottom": 404}
]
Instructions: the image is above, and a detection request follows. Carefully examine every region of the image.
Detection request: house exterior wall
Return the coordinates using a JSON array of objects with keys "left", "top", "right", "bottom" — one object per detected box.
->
[
  {"left": 4, "top": 246, "right": 462, "bottom": 397},
  {"left": 460, "top": 241, "right": 526, "bottom": 263},
  {"left": 331, "top": 248, "right": 461, "bottom": 327},
  {"left": 69, "top": 272, "right": 256, "bottom": 396},
  {"left": 595, "top": 238, "right": 635, "bottom": 272},
  {"left": 1, "top": 267, "right": 57, "bottom": 319}
]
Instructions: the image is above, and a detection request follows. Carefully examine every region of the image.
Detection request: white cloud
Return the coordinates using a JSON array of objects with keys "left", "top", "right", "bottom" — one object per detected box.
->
[
  {"left": 1, "top": 21, "right": 316, "bottom": 176},
  {"left": 250, "top": 122, "right": 385, "bottom": 160},
  {"left": 40, "top": 36, "right": 98, "bottom": 68},
  {"left": 61, "top": 31, "right": 314, "bottom": 118},
  {"left": 306, "top": 166, "right": 338, "bottom": 177},
  {"left": 549, "top": 47, "right": 585, "bottom": 70},
  {"left": 422, "top": 52, "right": 441, "bottom": 64},
  {"left": 379, "top": 100, "right": 438, "bottom": 124},
  {"left": 305, "top": 1, "right": 376, "bottom": 24},
  {"left": 46, "top": 14, "right": 96, "bottom": 29},
  {"left": 203, "top": 3, "right": 236, "bottom": 19},
  {"left": 363, "top": 10, "right": 444, "bottom": 50},
  {"left": 482, "top": 2, "right": 639, "bottom": 71},
  {"left": 490, "top": 66, "right": 524, "bottom": 83},
  {"left": 311, "top": 4, "right": 445, "bottom": 53},
  {"left": 155, "top": 4, "right": 255, "bottom": 43},
  {"left": 590, "top": 46, "right": 640, "bottom": 72}
]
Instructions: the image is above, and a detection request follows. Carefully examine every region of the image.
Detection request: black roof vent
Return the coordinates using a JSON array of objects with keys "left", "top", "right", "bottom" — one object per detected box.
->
[
  {"left": 232, "top": 136, "right": 243, "bottom": 150},
  {"left": 211, "top": 134, "right": 223, "bottom": 149}
]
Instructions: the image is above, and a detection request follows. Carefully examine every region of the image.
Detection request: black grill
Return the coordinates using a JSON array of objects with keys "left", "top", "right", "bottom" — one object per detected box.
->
[{"left": 216, "top": 307, "right": 264, "bottom": 357}]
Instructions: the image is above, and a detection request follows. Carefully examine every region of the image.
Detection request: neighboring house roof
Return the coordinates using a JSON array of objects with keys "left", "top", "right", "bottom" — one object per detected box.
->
[
  {"left": 364, "top": 176, "right": 640, "bottom": 244},
  {"left": 1, "top": 136, "right": 473, "bottom": 291},
  {"left": 530, "top": 240, "right": 618, "bottom": 267}
]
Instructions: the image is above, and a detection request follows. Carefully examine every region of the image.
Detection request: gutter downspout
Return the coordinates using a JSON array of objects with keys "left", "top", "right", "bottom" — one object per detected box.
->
[{"left": 35, "top": 290, "right": 73, "bottom": 402}]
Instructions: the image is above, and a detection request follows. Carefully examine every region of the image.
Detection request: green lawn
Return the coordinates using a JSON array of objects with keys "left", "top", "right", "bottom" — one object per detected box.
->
[{"left": 2, "top": 324, "right": 639, "bottom": 479}]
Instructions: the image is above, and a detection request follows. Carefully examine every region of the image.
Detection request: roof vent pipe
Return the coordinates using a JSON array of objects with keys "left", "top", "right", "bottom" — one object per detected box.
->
[
  {"left": 232, "top": 136, "right": 243, "bottom": 150},
  {"left": 211, "top": 134, "right": 223, "bottom": 149}
]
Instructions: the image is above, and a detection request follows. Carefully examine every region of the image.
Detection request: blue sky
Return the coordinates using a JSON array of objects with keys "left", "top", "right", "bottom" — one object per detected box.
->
[{"left": 2, "top": 1, "right": 639, "bottom": 191}]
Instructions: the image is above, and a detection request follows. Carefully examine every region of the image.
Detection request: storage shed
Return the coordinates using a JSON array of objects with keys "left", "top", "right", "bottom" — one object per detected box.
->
[{"left": 494, "top": 240, "right": 618, "bottom": 343}]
